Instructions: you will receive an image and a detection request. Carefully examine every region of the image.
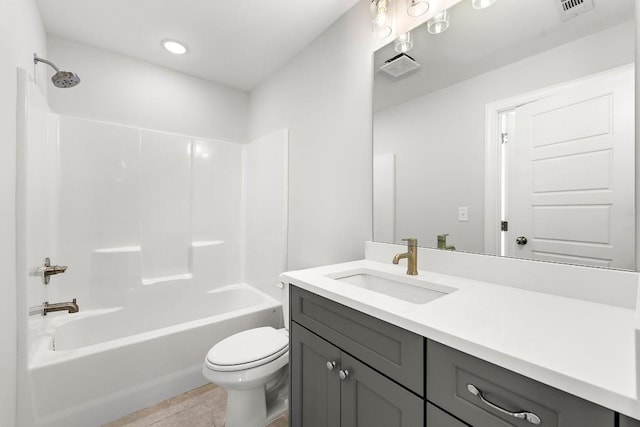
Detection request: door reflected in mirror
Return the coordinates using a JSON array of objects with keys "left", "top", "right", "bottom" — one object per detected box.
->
[{"left": 373, "top": 0, "right": 635, "bottom": 270}]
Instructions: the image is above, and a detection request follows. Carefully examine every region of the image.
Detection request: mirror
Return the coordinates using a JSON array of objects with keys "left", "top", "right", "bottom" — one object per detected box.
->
[{"left": 373, "top": 0, "right": 636, "bottom": 270}]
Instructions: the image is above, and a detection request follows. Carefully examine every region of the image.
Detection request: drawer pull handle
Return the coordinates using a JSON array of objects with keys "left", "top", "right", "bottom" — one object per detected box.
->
[
  {"left": 326, "top": 361, "right": 336, "bottom": 371},
  {"left": 338, "top": 369, "right": 350, "bottom": 381},
  {"left": 467, "top": 384, "right": 541, "bottom": 425}
]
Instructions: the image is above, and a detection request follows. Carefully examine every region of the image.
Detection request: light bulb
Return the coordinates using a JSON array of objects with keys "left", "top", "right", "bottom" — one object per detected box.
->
[
  {"left": 407, "top": 0, "right": 429, "bottom": 17},
  {"left": 472, "top": 0, "right": 496, "bottom": 9},
  {"left": 427, "top": 9, "right": 450, "bottom": 34},
  {"left": 373, "top": 23, "right": 393, "bottom": 39},
  {"left": 394, "top": 32, "right": 413, "bottom": 53},
  {"left": 371, "top": 0, "right": 393, "bottom": 39}
]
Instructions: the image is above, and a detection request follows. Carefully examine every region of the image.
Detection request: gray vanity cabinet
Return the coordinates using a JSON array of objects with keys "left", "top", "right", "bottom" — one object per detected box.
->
[
  {"left": 290, "top": 286, "right": 424, "bottom": 427},
  {"left": 621, "top": 415, "right": 640, "bottom": 427},
  {"left": 290, "top": 322, "right": 341, "bottom": 427},
  {"left": 290, "top": 285, "right": 624, "bottom": 427},
  {"left": 426, "top": 339, "right": 615, "bottom": 427},
  {"left": 426, "top": 402, "right": 469, "bottom": 426},
  {"left": 340, "top": 353, "right": 423, "bottom": 426}
]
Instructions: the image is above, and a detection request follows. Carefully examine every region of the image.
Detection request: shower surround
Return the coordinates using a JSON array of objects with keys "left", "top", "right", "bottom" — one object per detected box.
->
[{"left": 17, "top": 71, "right": 288, "bottom": 426}]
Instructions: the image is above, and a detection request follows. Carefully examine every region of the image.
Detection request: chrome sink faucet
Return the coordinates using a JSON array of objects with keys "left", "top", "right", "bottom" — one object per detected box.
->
[
  {"left": 29, "top": 298, "right": 79, "bottom": 316},
  {"left": 392, "top": 238, "right": 418, "bottom": 275}
]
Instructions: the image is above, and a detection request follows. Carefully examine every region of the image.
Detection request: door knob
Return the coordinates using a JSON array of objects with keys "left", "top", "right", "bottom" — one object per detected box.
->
[{"left": 516, "top": 236, "right": 528, "bottom": 246}]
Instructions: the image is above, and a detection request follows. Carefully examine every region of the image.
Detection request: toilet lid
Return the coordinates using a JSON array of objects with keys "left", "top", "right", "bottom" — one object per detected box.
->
[{"left": 206, "top": 327, "right": 288, "bottom": 370}]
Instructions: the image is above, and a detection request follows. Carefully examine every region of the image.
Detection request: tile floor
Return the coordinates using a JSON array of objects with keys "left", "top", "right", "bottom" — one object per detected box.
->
[{"left": 103, "top": 383, "right": 288, "bottom": 427}]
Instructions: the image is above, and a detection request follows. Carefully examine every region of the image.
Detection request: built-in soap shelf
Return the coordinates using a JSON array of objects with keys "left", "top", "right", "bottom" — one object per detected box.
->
[
  {"left": 191, "top": 240, "right": 224, "bottom": 248},
  {"left": 92, "top": 241, "right": 226, "bottom": 287},
  {"left": 92, "top": 241, "right": 223, "bottom": 254},
  {"left": 93, "top": 246, "right": 141, "bottom": 254},
  {"left": 141, "top": 273, "right": 193, "bottom": 286}
]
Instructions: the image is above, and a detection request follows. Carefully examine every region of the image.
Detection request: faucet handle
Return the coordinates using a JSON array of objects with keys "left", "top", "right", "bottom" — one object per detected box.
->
[{"left": 402, "top": 238, "right": 417, "bottom": 246}]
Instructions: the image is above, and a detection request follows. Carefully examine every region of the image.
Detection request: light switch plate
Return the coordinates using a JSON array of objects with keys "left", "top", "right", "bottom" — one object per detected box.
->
[{"left": 458, "top": 207, "right": 469, "bottom": 222}]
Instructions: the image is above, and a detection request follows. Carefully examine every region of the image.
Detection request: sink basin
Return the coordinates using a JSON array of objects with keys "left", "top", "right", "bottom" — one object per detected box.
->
[{"left": 327, "top": 269, "right": 455, "bottom": 304}]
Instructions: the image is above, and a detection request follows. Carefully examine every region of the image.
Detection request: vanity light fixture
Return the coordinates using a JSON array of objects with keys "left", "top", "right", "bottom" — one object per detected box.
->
[
  {"left": 407, "top": 0, "right": 429, "bottom": 17},
  {"left": 394, "top": 32, "right": 414, "bottom": 53},
  {"left": 427, "top": 9, "right": 450, "bottom": 34},
  {"left": 471, "top": 0, "right": 496, "bottom": 9},
  {"left": 371, "top": 0, "right": 393, "bottom": 39},
  {"left": 162, "top": 39, "right": 188, "bottom": 55}
]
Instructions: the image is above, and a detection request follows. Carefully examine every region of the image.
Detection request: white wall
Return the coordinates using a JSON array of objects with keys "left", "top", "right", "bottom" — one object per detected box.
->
[
  {"left": 374, "top": 21, "right": 635, "bottom": 253},
  {"left": 249, "top": 0, "right": 373, "bottom": 270},
  {"left": 0, "top": 1, "right": 47, "bottom": 424},
  {"left": 244, "top": 130, "right": 289, "bottom": 299},
  {"left": 47, "top": 36, "right": 249, "bottom": 143}
]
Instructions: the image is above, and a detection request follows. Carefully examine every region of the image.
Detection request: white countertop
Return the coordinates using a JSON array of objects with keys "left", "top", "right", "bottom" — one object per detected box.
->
[{"left": 282, "top": 259, "right": 640, "bottom": 419}]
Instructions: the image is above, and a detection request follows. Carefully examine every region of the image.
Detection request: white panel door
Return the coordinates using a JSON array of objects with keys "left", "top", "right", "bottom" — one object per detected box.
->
[{"left": 507, "top": 66, "right": 635, "bottom": 269}]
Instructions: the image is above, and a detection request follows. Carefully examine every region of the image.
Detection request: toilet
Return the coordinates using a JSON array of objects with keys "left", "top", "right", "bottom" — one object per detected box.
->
[{"left": 202, "top": 283, "right": 290, "bottom": 427}]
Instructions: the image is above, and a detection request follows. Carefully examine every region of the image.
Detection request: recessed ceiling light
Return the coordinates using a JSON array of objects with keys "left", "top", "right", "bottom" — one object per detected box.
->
[{"left": 162, "top": 40, "right": 188, "bottom": 55}]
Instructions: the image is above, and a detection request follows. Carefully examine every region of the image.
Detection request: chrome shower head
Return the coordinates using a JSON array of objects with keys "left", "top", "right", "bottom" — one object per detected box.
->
[
  {"left": 34, "top": 53, "right": 81, "bottom": 88},
  {"left": 50, "top": 71, "right": 81, "bottom": 88}
]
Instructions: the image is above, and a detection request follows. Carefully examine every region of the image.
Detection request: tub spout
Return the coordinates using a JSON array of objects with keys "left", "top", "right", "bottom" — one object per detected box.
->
[{"left": 30, "top": 298, "right": 79, "bottom": 316}]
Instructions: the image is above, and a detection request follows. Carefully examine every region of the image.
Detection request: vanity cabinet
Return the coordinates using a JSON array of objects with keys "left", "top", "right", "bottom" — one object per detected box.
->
[
  {"left": 427, "top": 339, "right": 615, "bottom": 427},
  {"left": 289, "top": 285, "right": 621, "bottom": 427},
  {"left": 290, "top": 286, "right": 423, "bottom": 427},
  {"left": 621, "top": 415, "right": 640, "bottom": 427},
  {"left": 426, "top": 402, "right": 469, "bottom": 427}
]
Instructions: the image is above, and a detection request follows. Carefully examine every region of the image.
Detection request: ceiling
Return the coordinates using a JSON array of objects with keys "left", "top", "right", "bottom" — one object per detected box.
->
[
  {"left": 374, "top": 0, "right": 634, "bottom": 111},
  {"left": 36, "top": 0, "right": 361, "bottom": 91}
]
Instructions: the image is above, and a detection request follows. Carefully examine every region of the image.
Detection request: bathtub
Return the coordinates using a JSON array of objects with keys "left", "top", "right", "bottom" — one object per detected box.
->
[{"left": 26, "top": 284, "right": 282, "bottom": 427}]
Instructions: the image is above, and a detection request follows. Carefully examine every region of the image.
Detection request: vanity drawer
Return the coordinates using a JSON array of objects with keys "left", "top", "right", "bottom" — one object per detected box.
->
[
  {"left": 290, "top": 285, "right": 424, "bottom": 396},
  {"left": 426, "top": 339, "right": 615, "bottom": 427},
  {"left": 621, "top": 415, "right": 640, "bottom": 427},
  {"left": 426, "top": 402, "right": 469, "bottom": 427}
]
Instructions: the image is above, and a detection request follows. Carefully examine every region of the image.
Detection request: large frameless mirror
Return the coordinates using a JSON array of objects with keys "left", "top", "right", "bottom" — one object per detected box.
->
[{"left": 373, "top": 0, "right": 636, "bottom": 270}]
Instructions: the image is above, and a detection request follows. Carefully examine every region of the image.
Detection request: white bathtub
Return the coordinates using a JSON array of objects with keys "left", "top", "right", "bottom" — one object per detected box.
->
[{"left": 27, "top": 284, "right": 282, "bottom": 427}]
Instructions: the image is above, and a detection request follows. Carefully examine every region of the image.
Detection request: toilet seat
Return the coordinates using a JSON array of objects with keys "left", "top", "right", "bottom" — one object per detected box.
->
[{"left": 206, "top": 327, "right": 288, "bottom": 372}]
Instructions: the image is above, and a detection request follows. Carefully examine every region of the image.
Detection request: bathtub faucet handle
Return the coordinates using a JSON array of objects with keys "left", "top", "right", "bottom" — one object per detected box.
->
[{"left": 40, "top": 257, "right": 68, "bottom": 285}]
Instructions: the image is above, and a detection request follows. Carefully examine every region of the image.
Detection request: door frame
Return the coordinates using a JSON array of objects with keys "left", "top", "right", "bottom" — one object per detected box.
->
[{"left": 483, "top": 64, "right": 635, "bottom": 255}]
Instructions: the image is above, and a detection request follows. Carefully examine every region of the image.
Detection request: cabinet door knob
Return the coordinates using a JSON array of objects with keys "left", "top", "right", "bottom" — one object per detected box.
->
[
  {"left": 467, "top": 384, "right": 541, "bottom": 425},
  {"left": 338, "top": 369, "right": 350, "bottom": 381},
  {"left": 326, "top": 361, "right": 336, "bottom": 371}
]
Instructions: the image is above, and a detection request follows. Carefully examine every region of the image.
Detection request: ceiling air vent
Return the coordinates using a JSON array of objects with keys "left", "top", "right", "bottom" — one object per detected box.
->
[
  {"left": 555, "top": 0, "right": 594, "bottom": 22},
  {"left": 379, "top": 53, "right": 420, "bottom": 78}
]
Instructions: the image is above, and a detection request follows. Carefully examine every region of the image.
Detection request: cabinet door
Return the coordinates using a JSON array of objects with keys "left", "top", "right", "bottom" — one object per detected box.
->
[
  {"left": 290, "top": 322, "right": 341, "bottom": 427},
  {"left": 340, "top": 353, "right": 424, "bottom": 427}
]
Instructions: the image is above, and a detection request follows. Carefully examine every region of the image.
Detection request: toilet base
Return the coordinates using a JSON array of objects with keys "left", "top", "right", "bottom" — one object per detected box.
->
[
  {"left": 226, "top": 388, "right": 266, "bottom": 427},
  {"left": 224, "top": 387, "right": 288, "bottom": 427},
  {"left": 218, "top": 365, "right": 289, "bottom": 427}
]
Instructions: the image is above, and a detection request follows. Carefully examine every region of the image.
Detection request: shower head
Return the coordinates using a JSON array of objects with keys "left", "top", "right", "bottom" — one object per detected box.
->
[
  {"left": 34, "top": 53, "right": 81, "bottom": 88},
  {"left": 50, "top": 71, "right": 81, "bottom": 88}
]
